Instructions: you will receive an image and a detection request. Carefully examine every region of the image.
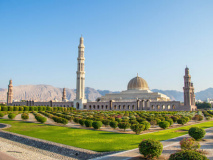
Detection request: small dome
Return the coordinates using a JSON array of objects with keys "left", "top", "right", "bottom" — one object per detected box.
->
[{"left": 127, "top": 75, "right": 149, "bottom": 90}]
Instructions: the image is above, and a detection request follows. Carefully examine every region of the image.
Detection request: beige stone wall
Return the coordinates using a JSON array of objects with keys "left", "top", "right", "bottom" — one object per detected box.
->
[{"left": 86, "top": 100, "right": 195, "bottom": 111}]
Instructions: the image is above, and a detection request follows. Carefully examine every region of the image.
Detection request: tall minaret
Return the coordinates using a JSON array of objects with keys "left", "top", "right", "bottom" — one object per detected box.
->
[
  {"left": 62, "top": 88, "right": 67, "bottom": 102},
  {"left": 183, "top": 67, "right": 195, "bottom": 106},
  {"left": 7, "top": 79, "right": 13, "bottom": 104},
  {"left": 73, "top": 36, "right": 87, "bottom": 109}
]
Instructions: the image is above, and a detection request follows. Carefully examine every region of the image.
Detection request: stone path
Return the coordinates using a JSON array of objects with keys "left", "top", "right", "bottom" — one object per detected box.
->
[{"left": 93, "top": 127, "right": 213, "bottom": 160}]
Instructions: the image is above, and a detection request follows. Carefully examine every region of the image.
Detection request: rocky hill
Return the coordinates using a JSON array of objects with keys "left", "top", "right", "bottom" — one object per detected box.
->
[{"left": 0, "top": 85, "right": 212, "bottom": 102}]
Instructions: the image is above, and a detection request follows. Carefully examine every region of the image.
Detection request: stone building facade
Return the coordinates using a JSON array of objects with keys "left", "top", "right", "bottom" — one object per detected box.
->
[{"left": 7, "top": 37, "right": 197, "bottom": 111}]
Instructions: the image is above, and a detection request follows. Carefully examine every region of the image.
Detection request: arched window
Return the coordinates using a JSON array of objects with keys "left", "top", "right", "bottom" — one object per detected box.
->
[
  {"left": 102, "top": 105, "right": 104, "bottom": 109},
  {"left": 167, "top": 105, "right": 171, "bottom": 110},
  {"left": 128, "top": 105, "right": 130, "bottom": 110},
  {"left": 97, "top": 105, "right": 100, "bottom": 109},
  {"left": 157, "top": 105, "right": 160, "bottom": 110},
  {"left": 106, "top": 105, "right": 108, "bottom": 110},
  {"left": 152, "top": 105, "right": 154, "bottom": 109},
  {"left": 119, "top": 105, "right": 121, "bottom": 110},
  {"left": 93, "top": 105, "right": 95, "bottom": 109},
  {"left": 114, "top": 105, "right": 116, "bottom": 110},
  {"left": 162, "top": 105, "right": 165, "bottom": 110},
  {"left": 76, "top": 103, "right": 80, "bottom": 109},
  {"left": 89, "top": 105, "right": 92, "bottom": 110},
  {"left": 123, "top": 105, "right": 126, "bottom": 110},
  {"left": 172, "top": 105, "right": 175, "bottom": 109},
  {"left": 132, "top": 105, "right": 135, "bottom": 110}
]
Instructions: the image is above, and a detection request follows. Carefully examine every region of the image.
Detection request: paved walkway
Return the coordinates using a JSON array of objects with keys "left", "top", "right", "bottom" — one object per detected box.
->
[{"left": 93, "top": 127, "right": 213, "bottom": 160}]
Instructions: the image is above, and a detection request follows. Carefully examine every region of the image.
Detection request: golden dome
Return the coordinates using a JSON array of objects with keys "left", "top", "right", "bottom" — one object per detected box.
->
[{"left": 127, "top": 75, "right": 149, "bottom": 90}]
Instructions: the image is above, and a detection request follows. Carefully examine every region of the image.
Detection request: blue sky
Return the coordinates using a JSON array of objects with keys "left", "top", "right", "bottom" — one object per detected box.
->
[{"left": 0, "top": 0, "right": 213, "bottom": 92}]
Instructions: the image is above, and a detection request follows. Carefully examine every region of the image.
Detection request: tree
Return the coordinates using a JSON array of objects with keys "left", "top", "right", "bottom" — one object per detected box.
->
[
  {"left": 118, "top": 122, "right": 130, "bottom": 131},
  {"left": 196, "top": 102, "right": 211, "bottom": 109},
  {"left": 131, "top": 124, "right": 145, "bottom": 134},
  {"left": 109, "top": 121, "right": 118, "bottom": 129}
]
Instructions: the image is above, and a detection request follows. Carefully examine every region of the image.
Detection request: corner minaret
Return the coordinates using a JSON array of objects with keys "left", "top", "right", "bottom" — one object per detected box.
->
[
  {"left": 73, "top": 36, "right": 87, "bottom": 109},
  {"left": 62, "top": 88, "right": 67, "bottom": 102},
  {"left": 7, "top": 79, "right": 13, "bottom": 104},
  {"left": 183, "top": 67, "right": 196, "bottom": 109}
]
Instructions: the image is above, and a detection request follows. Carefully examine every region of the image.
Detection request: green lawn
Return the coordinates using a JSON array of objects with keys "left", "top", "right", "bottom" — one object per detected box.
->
[{"left": 0, "top": 119, "right": 212, "bottom": 152}]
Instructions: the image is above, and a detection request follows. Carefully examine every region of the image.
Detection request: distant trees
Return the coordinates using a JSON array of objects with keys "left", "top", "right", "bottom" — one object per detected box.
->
[{"left": 196, "top": 102, "right": 211, "bottom": 109}]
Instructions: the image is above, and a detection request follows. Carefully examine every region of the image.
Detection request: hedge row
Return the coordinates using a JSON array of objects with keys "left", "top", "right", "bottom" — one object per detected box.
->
[
  {"left": 33, "top": 112, "right": 47, "bottom": 123},
  {"left": 40, "top": 112, "right": 68, "bottom": 125},
  {"left": 0, "top": 106, "right": 75, "bottom": 112}
]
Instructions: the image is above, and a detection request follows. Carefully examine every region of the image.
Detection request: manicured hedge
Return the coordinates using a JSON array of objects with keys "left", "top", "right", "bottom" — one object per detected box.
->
[
  {"left": 21, "top": 113, "right": 29, "bottom": 120},
  {"left": 8, "top": 113, "right": 16, "bottom": 119},
  {"left": 131, "top": 124, "right": 145, "bottom": 134},
  {"left": 139, "top": 139, "right": 163, "bottom": 159},
  {"left": 159, "top": 121, "right": 170, "bottom": 129},
  {"left": 169, "top": 150, "right": 208, "bottom": 160},
  {"left": 92, "top": 121, "right": 102, "bottom": 129},
  {"left": 188, "top": 127, "right": 206, "bottom": 140},
  {"left": 34, "top": 112, "right": 47, "bottom": 123}
]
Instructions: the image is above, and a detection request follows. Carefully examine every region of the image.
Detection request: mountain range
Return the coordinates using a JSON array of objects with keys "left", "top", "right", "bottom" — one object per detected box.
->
[{"left": 0, "top": 85, "right": 212, "bottom": 102}]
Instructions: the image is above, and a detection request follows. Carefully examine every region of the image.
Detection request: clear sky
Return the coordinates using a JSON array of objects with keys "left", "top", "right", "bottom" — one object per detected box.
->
[{"left": 0, "top": 0, "right": 213, "bottom": 92}]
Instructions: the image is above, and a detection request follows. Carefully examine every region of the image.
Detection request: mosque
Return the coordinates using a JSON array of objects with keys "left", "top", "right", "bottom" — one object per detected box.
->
[{"left": 7, "top": 36, "right": 197, "bottom": 111}]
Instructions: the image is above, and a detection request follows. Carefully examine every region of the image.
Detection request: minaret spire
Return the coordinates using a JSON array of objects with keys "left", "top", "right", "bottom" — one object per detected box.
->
[
  {"left": 7, "top": 79, "right": 13, "bottom": 104},
  {"left": 62, "top": 88, "right": 67, "bottom": 102},
  {"left": 74, "top": 36, "right": 87, "bottom": 109},
  {"left": 183, "top": 67, "right": 195, "bottom": 109}
]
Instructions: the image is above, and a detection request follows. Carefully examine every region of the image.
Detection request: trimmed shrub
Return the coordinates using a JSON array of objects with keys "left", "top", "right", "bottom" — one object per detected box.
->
[
  {"left": 61, "top": 118, "right": 68, "bottom": 125},
  {"left": 73, "top": 117, "right": 81, "bottom": 123},
  {"left": 79, "top": 119, "right": 85, "bottom": 126},
  {"left": 183, "top": 116, "right": 190, "bottom": 122},
  {"left": 8, "top": 106, "right": 13, "bottom": 111},
  {"left": 52, "top": 116, "right": 68, "bottom": 125},
  {"left": 0, "top": 112, "right": 5, "bottom": 117},
  {"left": 177, "top": 118, "right": 187, "bottom": 125},
  {"left": 102, "top": 119, "right": 110, "bottom": 127},
  {"left": 166, "top": 118, "right": 173, "bottom": 126},
  {"left": 115, "top": 118, "right": 122, "bottom": 123},
  {"left": 188, "top": 127, "right": 206, "bottom": 140},
  {"left": 136, "top": 118, "right": 146, "bottom": 123},
  {"left": 169, "top": 150, "right": 208, "bottom": 160},
  {"left": 139, "top": 139, "right": 163, "bottom": 159},
  {"left": 206, "top": 116, "right": 211, "bottom": 120},
  {"left": 1, "top": 106, "right": 8, "bottom": 111},
  {"left": 171, "top": 116, "right": 178, "bottom": 123},
  {"left": 92, "top": 121, "right": 102, "bottom": 130},
  {"left": 130, "top": 120, "right": 138, "bottom": 125},
  {"left": 193, "top": 115, "right": 204, "bottom": 121},
  {"left": 180, "top": 138, "right": 200, "bottom": 150},
  {"left": 110, "top": 121, "right": 118, "bottom": 129},
  {"left": 29, "top": 106, "right": 34, "bottom": 111},
  {"left": 13, "top": 106, "right": 19, "bottom": 111},
  {"left": 131, "top": 124, "right": 145, "bottom": 134},
  {"left": 155, "top": 118, "right": 161, "bottom": 124},
  {"left": 21, "top": 113, "right": 29, "bottom": 120},
  {"left": 34, "top": 107, "right": 38, "bottom": 111},
  {"left": 150, "top": 119, "right": 157, "bottom": 126},
  {"left": 159, "top": 121, "right": 170, "bottom": 129},
  {"left": 8, "top": 113, "right": 16, "bottom": 119},
  {"left": 24, "top": 106, "right": 29, "bottom": 111},
  {"left": 34, "top": 113, "right": 47, "bottom": 123},
  {"left": 85, "top": 120, "right": 93, "bottom": 127},
  {"left": 140, "top": 121, "right": 151, "bottom": 130},
  {"left": 118, "top": 122, "right": 130, "bottom": 131},
  {"left": 19, "top": 107, "right": 24, "bottom": 111}
]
